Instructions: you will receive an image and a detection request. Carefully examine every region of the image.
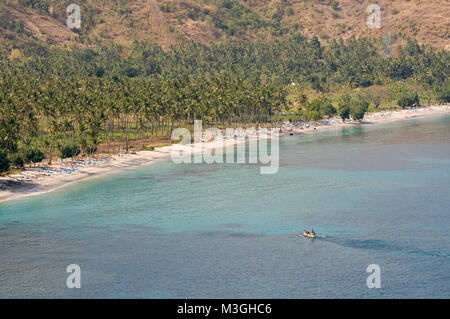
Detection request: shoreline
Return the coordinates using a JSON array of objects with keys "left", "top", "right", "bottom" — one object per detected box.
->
[
  {"left": 1, "top": 105, "right": 449, "bottom": 204},
  {"left": 0, "top": 136, "right": 249, "bottom": 204}
]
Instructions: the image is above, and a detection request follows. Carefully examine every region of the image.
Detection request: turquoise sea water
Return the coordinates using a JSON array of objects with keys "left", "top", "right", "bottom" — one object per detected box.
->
[{"left": 0, "top": 114, "right": 449, "bottom": 298}]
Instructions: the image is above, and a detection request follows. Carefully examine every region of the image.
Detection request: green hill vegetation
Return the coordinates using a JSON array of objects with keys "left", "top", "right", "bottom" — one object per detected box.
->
[
  {"left": 0, "top": 0, "right": 449, "bottom": 172},
  {"left": 1, "top": 0, "right": 449, "bottom": 48}
]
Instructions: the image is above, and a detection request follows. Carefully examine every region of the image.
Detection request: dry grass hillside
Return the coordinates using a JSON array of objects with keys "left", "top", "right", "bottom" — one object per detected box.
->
[{"left": 0, "top": 0, "right": 449, "bottom": 49}]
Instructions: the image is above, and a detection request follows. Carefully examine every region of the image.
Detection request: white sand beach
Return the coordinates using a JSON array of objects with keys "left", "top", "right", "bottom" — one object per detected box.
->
[
  {"left": 0, "top": 135, "right": 248, "bottom": 203},
  {"left": 1, "top": 105, "right": 449, "bottom": 203}
]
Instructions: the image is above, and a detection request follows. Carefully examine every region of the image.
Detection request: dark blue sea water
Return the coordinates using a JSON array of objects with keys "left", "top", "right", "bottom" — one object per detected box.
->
[{"left": 1, "top": 114, "right": 449, "bottom": 298}]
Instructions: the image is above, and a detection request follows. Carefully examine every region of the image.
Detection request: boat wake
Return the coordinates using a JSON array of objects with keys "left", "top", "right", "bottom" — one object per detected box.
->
[{"left": 298, "top": 233, "right": 326, "bottom": 239}]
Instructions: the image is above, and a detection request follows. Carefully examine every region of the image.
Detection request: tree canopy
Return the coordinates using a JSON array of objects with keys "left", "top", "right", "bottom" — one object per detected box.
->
[{"left": 0, "top": 36, "right": 448, "bottom": 166}]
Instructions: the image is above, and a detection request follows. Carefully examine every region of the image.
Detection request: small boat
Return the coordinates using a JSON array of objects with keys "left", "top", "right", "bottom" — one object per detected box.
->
[{"left": 303, "top": 230, "right": 316, "bottom": 238}]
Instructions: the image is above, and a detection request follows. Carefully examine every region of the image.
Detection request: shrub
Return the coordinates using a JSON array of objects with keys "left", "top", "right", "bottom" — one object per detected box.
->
[
  {"left": 11, "top": 154, "right": 24, "bottom": 168},
  {"left": 397, "top": 93, "right": 419, "bottom": 108},
  {"left": 331, "top": 1, "right": 340, "bottom": 11},
  {"left": 337, "top": 94, "right": 352, "bottom": 122},
  {"left": 0, "top": 150, "right": 10, "bottom": 173},
  {"left": 320, "top": 100, "right": 337, "bottom": 117},
  {"left": 26, "top": 149, "right": 45, "bottom": 166},
  {"left": 60, "top": 145, "right": 81, "bottom": 159},
  {"left": 364, "top": 85, "right": 392, "bottom": 108},
  {"left": 19, "top": 0, "right": 50, "bottom": 14},
  {"left": 159, "top": 4, "right": 177, "bottom": 13},
  {"left": 350, "top": 95, "right": 370, "bottom": 121},
  {"left": 436, "top": 83, "right": 450, "bottom": 103},
  {"left": 305, "top": 97, "right": 336, "bottom": 120},
  {"left": 310, "top": 75, "right": 324, "bottom": 92}
]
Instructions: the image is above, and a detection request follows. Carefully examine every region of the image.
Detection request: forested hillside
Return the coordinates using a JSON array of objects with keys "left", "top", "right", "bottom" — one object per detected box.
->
[
  {"left": 1, "top": 0, "right": 449, "bottom": 49},
  {"left": 1, "top": 35, "right": 449, "bottom": 168},
  {"left": 0, "top": 0, "right": 449, "bottom": 171}
]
